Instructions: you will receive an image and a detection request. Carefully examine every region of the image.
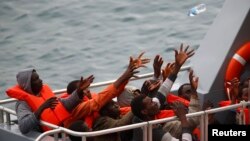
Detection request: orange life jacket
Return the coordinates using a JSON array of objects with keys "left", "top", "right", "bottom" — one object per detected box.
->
[
  {"left": 167, "top": 94, "right": 190, "bottom": 107},
  {"left": 218, "top": 100, "right": 231, "bottom": 107},
  {"left": 192, "top": 127, "right": 201, "bottom": 141},
  {"left": 120, "top": 107, "right": 131, "bottom": 115},
  {"left": 155, "top": 110, "right": 175, "bottom": 119},
  {"left": 6, "top": 84, "right": 70, "bottom": 131}
]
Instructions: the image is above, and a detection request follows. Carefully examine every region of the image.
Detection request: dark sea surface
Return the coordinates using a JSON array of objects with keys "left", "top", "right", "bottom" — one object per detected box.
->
[{"left": 0, "top": 0, "right": 225, "bottom": 99}]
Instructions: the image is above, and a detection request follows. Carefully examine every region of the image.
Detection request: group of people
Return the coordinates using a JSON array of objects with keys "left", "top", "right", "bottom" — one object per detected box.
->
[{"left": 6, "top": 43, "right": 249, "bottom": 141}]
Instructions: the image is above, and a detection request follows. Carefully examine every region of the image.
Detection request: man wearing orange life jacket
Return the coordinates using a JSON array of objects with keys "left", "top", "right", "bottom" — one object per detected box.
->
[
  {"left": 63, "top": 53, "right": 151, "bottom": 129},
  {"left": 6, "top": 68, "right": 94, "bottom": 134}
]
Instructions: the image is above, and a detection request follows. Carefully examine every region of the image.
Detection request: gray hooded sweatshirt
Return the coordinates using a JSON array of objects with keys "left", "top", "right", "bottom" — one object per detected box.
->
[{"left": 15, "top": 68, "right": 82, "bottom": 134}]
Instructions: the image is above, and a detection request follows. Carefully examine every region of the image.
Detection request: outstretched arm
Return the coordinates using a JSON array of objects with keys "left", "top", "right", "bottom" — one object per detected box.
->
[
  {"left": 60, "top": 75, "right": 94, "bottom": 112},
  {"left": 158, "top": 44, "right": 195, "bottom": 104},
  {"left": 187, "top": 69, "right": 200, "bottom": 127},
  {"left": 65, "top": 53, "right": 149, "bottom": 126},
  {"left": 159, "top": 43, "right": 194, "bottom": 96}
]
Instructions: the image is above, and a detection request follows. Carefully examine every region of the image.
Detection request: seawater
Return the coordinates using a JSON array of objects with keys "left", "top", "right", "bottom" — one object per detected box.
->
[{"left": 0, "top": 0, "right": 225, "bottom": 99}]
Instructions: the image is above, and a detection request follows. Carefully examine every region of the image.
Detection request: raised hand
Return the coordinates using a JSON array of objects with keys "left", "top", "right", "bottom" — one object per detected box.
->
[
  {"left": 42, "top": 97, "right": 58, "bottom": 110},
  {"left": 173, "top": 43, "right": 195, "bottom": 74},
  {"left": 35, "top": 97, "right": 58, "bottom": 119},
  {"left": 153, "top": 55, "right": 163, "bottom": 79},
  {"left": 189, "top": 69, "right": 199, "bottom": 91},
  {"left": 228, "top": 77, "right": 240, "bottom": 103},
  {"left": 148, "top": 80, "right": 161, "bottom": 91},
  {"left": 114, "top": 53, "right": 150, "bottom": 89},
  {"left": 162, "top": 62, "right": 175, "bottom": 81},
  {"left": 131, "top": 52, "right": 150, "bottom": 68},
  {"left": 77, "top": 75, "right": 95, "bottom": 99}
]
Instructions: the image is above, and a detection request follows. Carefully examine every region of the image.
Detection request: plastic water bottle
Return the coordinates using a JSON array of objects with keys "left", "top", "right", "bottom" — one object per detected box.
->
[{"left": 188, "top": 4, "right": 206, "bottom": 17}]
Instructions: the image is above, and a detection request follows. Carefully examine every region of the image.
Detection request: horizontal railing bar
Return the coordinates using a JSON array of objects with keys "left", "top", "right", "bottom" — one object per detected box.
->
[
  {"left": 35, "top": 128, "right": 62, "bottom": 141},
  {"left": 148, "top": 111, "right": 205, "bottom": 125},
  {"left": 36, "top": 122, "right": 149, "bottom": 141},
  {"left": 205, "top": 101, "right": 250, "bottom": 114},
  {"left": 1, "top": 99, "right": 249, "bottom": 141},
  {"left": 0, "top": 106, "right": 16, "bottom": 115}
]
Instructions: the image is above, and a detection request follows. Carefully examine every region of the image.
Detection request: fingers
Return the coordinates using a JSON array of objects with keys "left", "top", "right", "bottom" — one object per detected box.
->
[
  {"left": 80, "top": 76, "right": 84, "bottom": 82},
  {"left": 129, "top": 56, "right": 133, "bottom": 63},
  {"left": 141, "top": 58, "right": 151, "bottom": 64},
  {"left": 174, "top": 49, "right": 178, "bottom": 57},
  {"left": 138, "top": 64, "right": 147, "bottom": 68},
  {"left": 187, "top": 49, "right": 195, "bottom": 57},
  {"left": 45, "top": 97, "right": 59, "bottom": 110},
  {"left": 189, "top": 69, "right": 194, "bottom": 80},
  {"left": 154, "top": 55, "right": 160, "bottom": 63},
  {"left": 138, "top": 52, "right": 145, "bottom": 59},
  {"left": 170, "top": 62, "right": 175, "bottom": 68},
  {"left": 184, "top": 45, "right": 189, "bottom": 52},
  {"left": 180, "top": 43, "right": 183, "bottom": 52},
  {"left": 148, "top": 80, "right": 161, "bottom": 91},
  {"left": 87, "top": 75, "right": 95, "bottom": 83}
]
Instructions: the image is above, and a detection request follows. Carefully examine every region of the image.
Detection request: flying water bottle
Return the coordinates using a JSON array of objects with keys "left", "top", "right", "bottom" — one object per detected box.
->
[{"left": 188, "top": 3, "right": 206, "bottom": 17}]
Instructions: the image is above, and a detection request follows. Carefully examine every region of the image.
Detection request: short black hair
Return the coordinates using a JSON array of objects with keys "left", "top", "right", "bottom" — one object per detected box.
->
[
  {"left": 177, "top": 83, "right": 190, "bottom": 96},
  {"left": 67, "top": 80, "right": 80, "bottom": 94},
  {"left": 68, "top": 120, "right": 89, "bottom": 141},
  {"left": 130, "top": 94, "right": 147, "bottom": 120}
]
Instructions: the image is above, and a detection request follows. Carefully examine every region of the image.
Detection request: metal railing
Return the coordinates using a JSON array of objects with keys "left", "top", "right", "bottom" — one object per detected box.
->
[
  {"left": 3, "top": 66, "right": 249, "bottom": 141},
  {"left": 0, "top": 97, "right": 249, "bottom": 141},
  {"left": 34, "top": 101, "right": 250, "bottom": 141}
]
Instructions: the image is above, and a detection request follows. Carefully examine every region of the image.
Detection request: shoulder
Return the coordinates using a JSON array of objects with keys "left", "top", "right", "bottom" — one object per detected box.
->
[{"left": 15, "top": 101, "right": 31, "bottom": 111}]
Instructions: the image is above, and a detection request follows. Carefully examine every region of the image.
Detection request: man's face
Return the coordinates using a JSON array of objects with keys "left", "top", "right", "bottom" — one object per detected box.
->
[
  {"left": 31, "top": 71, "right": 43, "bottom": 95},
  {"left": 106, "top": 100, "right": 120, "bottom": 118},
  {"left": 179, "top": 84, "right": 192, "bottom": 101},
  {"left": 142, "top": 96, "right": 160, "bottom": 117},
  {"left": 241, "top": 88, "right": 249, "bottom": 101}
]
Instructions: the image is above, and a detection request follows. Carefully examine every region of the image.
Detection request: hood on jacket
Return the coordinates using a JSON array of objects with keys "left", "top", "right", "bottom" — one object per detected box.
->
[{"left": 16, "top": 68, "right": 35, "bottom": 94}]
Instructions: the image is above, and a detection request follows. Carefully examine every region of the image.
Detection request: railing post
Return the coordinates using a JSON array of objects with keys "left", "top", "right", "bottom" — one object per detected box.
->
[
  {"left": 148, "top": 124, "right": 152, "bottom": 141},
  {"left": 143, "top": 125, "right": 148, "bottom": 141},
  {"left": 61, "top": 132, "right": 67, "bottom": 141},
  {"left": 53, "top": 133, "right": 59, "bottom": 141},
  {"left": 0, "top": 110, "right": 4, "bottom": 123},
  {"left": 200, "top": 114, "right": 205, "bottom": 141},
  {"left": 81, "top": 136, "right": 87, "bottom": 141},
  {"left": 204, "top": 113, "right": 209, "bottom": 141},
  {"left": 6, "top": 112, "right": 11, "bottom": 125}
]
